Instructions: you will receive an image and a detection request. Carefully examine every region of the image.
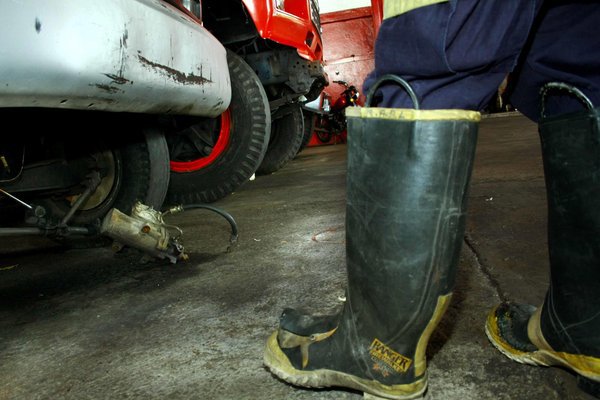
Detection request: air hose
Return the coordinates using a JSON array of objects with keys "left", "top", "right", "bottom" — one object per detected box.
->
[{"left": 162, "top": 203, "right": 239, "bottom": 250}]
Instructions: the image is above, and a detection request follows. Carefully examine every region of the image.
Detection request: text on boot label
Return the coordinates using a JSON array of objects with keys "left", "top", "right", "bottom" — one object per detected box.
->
[{"left": 369, "top": 338, "right": 412, "bottom": 374}]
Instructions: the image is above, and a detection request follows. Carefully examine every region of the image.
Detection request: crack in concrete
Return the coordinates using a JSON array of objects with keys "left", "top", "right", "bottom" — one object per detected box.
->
[{"left": 463, "top": 232, "right": 507, "bottom": 302}]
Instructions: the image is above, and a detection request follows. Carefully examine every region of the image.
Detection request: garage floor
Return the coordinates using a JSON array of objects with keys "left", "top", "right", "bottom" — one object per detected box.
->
[{"left": 0, "top": 112, "right": 596, "bottom": 400}]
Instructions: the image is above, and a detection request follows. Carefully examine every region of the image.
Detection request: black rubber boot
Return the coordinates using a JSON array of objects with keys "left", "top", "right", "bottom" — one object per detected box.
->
[
  {"left": 486, "top": 83, "right": 600, "bottom": 398},
  {"left": 263, "top": 76, "right": 480, "bottom": 399}
]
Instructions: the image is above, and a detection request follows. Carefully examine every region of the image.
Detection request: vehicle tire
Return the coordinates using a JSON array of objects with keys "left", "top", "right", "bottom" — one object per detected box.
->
[
  {"left": 297, "top": 110, "right": 316, "bottom": 155},
  {"left": 256, "top": 105, "right": 304, "bottom": 175},
  {"left": 316, "top": 128, "right": 333, "bottom": 144},
  {"left": 165, "top": 49, "right": 271, "bottom": 204},
  {"left": 41, "top": 128, "right": 170, "bottom": 247},
  {"left": 143, "top": 128, "right": 171, "bottom": 208}
]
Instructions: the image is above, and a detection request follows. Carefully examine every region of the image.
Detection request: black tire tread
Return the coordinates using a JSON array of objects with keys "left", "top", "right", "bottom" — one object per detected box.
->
[
  {"left": 298, "top": 111, "right": 316, "bottom": 154},
  {"left": 257, "top": 106, "right": 304, "bottom": 175},
  {"left": 165, "top": 49, "right": 270, "bottom": 205}
]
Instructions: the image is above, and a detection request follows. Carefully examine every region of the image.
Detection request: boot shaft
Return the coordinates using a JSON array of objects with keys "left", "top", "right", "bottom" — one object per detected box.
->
[
  {"left": 270, "top": 77, "right": 481, "bottom": 391},
  {"left": 344, "top": 106, "right": 478, "bottom": 354},
  {"left": 538, "top": 88, "right": 600, "bottom": 356}
]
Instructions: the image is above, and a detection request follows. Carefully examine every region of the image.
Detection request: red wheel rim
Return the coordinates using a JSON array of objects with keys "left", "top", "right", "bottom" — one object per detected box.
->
[{"left": 170, "top": 109, "right": 232, "bottom": 172}]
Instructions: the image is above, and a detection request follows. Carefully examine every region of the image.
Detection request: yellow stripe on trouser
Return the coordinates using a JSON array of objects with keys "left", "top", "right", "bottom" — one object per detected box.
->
[{"left": 384, "top": 0, "right": 449, "bottom": 19}]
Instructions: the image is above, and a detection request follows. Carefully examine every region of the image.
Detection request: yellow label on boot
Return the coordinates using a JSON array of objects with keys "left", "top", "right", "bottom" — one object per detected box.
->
[{"left": 369, "top": 338, "right": 412, "bottom": 374}]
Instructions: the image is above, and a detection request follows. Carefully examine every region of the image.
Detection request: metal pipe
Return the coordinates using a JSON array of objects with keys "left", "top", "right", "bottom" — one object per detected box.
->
[
  {"left": 60, "top": 171, "right": 101, "bottom": 226},
  {"left": 0, "top": 227, "right": 44, "bottom": 236},
  {"left": 0, "top": 226, "right": 91, "bottom": 237},
  {"left": 0, "top": 188, "right": 32, "bottom": 209}
]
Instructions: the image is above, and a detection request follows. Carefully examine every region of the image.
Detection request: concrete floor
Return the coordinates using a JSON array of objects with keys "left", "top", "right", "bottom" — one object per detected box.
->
[{"left": 0, "top": 112, "right": 596, "bottom": 400}]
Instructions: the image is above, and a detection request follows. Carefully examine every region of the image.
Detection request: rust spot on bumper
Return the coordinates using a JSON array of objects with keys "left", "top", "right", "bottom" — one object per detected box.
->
[
  {"left": 104, "top": 74, "right": 132, "bottom": 85},
  {"left": 137, "top": 53, "right": 212, "bottom": 85},
  {"left": 95, "top": 84, "right": 122, "bottom": 94}
]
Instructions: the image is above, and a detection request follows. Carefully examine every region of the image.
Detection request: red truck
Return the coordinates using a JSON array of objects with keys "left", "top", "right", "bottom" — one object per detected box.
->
[
  {"left": 168, "top": 0, "right": 327, "bottom": 204},
  {"left": 0, "top": 0, "right": 326, "bottom": 248}
]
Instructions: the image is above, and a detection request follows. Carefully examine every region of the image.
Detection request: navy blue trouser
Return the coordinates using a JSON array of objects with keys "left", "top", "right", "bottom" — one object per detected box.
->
[{"left": 364, "top": 0, "right": 600, "bottom": 122}]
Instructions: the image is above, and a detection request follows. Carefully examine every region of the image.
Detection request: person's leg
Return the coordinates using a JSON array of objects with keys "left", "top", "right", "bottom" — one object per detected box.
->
[
  {"left": 363, "top": 0, "right": 543, "bottom": 111},
  {"left": 263, "top": 2, "right": 543, "bottom": 399},
  {"left": 508, "top": 0, "right": 600, "bottom": 122},
  {"left": 486, "top": 2, "right": 600, "bottom": 397}
]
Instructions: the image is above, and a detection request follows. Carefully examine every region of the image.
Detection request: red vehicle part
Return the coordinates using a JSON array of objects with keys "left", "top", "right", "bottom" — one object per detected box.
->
[
  {"left": 164, "top": 49, "right": 272, "bottom": 205},
  {"left": 165, "top": 0, "right": 327, "bottom": 204},
  {"left": 197, "top": 0, "right": 327, "bottom": 178},
  {"left": 242, "top": 0, "right": 323, "bottom": 61},
  {"left": 169, "top": 109, "right": 232, "bottom": 172}
]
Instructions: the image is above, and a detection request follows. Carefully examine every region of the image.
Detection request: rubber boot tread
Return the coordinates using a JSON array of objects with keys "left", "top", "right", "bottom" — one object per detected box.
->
[
  {"left": 264, "top": 332, "right": 427, "bottom": 400},
  {"left": 485, "top": 305, "right": 600, "bottom": 383}
]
